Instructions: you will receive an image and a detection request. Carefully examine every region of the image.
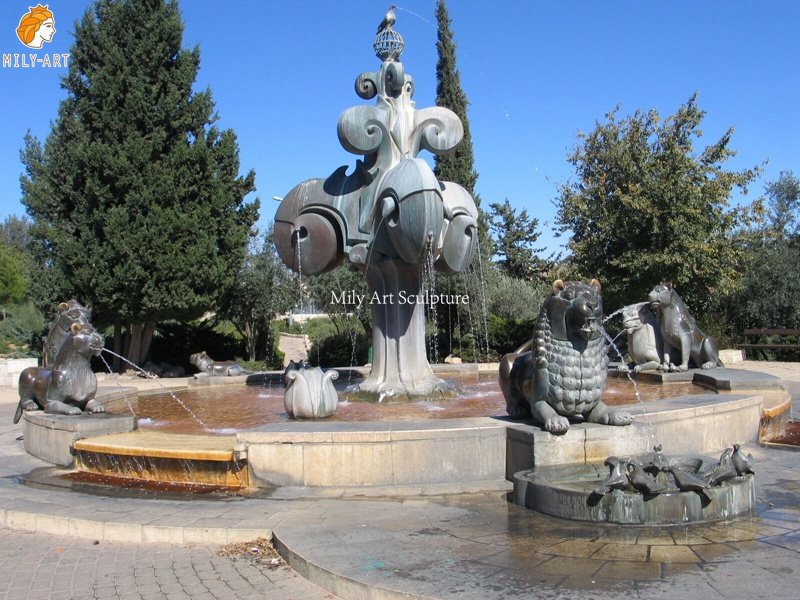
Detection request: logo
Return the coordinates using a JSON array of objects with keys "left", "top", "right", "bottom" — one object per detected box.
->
[
  {"left": 3, "top": 4, "right": 68, "bottom": 68},
  {"left": 16, "top": 4, "right": 55, "bottom": 49}
]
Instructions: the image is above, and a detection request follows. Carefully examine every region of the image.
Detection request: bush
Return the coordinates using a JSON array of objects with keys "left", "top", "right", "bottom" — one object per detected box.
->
[
  {"left": 308, "top": 331, "right": 370, "bottom": 367},
  {"left": 148, "top": 320, "right": 243, "bottom": 372},
  {"left": 0, "top": 300, "right": 46, "bottom": 357}
]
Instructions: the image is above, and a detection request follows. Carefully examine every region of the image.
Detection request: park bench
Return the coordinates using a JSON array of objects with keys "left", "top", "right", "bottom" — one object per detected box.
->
[{"left": 737, "top": 328, "right": 800, "bottom": 359}]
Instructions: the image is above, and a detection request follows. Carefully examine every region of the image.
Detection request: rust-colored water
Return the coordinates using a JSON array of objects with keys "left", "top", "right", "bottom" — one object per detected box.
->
[
  {"left": 769, "top": 421, "right": 800, "bottom": 446},
  {"left": 111, "top": 375, "right": 704, "bottom": 435}
]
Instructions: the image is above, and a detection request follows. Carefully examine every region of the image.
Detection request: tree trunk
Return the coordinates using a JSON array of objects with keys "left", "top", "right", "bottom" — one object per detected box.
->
[
  {"left": 125, "top": 322, "right": 143, "bottom": 370},
  {"left": 139, "top": 321, "right": 156, "bottom": 365},
  {"left": 245, "top": 321, "right": 256, "bottom": 362},
  {"left": 112, "top": 318, "right": 122, "bottom": 372}
]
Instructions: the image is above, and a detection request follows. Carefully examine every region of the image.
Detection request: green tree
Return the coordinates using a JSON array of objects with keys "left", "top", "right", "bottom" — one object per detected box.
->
[
  {"left": 0, "top": 245, "right": 26, "bottom": 319},
  {"left": 555, "top": 94, "right": 760, "bottom": 315},
  {"left": 764, "top": 170, "right": 800, "bottom": 238},
  {"left": 0, "top": 215, "right": 31, "bottom": 253},
  {"left": 489, "top": 199, "right": 545, "bottom": 280},
  {"left": 219, "top": 225, "right": 293, "bottom": 362},
  {"left": 433, "top": 0, "right": 477, "bottom": 198},
  {"left": 20, "top": 0, "right": 258, "bottom": 368}
]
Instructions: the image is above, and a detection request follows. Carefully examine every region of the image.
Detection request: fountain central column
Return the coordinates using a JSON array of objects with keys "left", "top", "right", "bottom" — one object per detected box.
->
[{"left": 274, "top": 14, "right": 479, "bottom": 397}]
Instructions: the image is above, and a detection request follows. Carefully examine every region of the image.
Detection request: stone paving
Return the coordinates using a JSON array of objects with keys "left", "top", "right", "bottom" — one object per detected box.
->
[{"left": 0, "top": 361, "right": 796, "bottom": 599}]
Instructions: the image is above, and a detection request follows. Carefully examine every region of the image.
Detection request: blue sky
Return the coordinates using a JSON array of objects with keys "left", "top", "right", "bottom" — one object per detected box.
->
[{"left": 0, "top": 1, "right": 797, "bottom": 254}]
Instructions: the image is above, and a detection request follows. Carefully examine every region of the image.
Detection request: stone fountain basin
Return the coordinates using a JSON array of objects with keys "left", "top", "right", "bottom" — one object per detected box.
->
[
  {"left": 513, "top": 462, "right": 756, "bottom": 525},
  {"left": 19, "top": 367, "right": 790, "bottom": 492}
]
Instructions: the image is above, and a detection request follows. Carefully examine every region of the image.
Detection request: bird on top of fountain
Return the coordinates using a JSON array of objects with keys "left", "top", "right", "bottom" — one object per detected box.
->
[
  {"left": 626, "top": 461, "right": 666, "bottom": 495},
  {"left": 377, "top": 5, "right": 397, "bottom": 33},
  {"left": 731, "top": 444, "right": 755, "bottom": 475},
  {"left": 706, "top": 447, "right": 738, "bottom": 486},
  {"left": 667, "top": 465, "right": 709, "bottom": 494},
  {"left": 592, "top": 456, "right": 629, "bottom": 496}
]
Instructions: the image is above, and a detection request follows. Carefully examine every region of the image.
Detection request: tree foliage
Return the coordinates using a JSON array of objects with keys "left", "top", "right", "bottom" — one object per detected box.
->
[
  {"left": 19, "top": 0, "right": 258, "bottom": 366},
  {"left": 489, "top": 199, "right": 545, "bottom": 280},
  {"left": 219, "top": 225, "right": 293, "bottom": 362},
  {"left": 0, "top": 245, "right": 27, "bottom": 314},
  {"left": 556, "top": 94, "right": 760, "bottom": 315},
  {"left": 764, "top": 170, "right": 800, "bottom": 238},
  {"left": 433, "top": 0, "right": 477, "bottom": 197}
]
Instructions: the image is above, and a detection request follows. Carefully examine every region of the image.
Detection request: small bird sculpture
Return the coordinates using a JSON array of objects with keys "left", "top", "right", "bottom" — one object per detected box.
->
[
  {"left": 626, "top": 461, "right": 666, "bottom": 495},
  {"left": 706, "top": 447, "right": 738, "bottom": 486},
  {"left": 668, "top": 466, "right": 709, "bottom": 494},
  {"left": 592, "top": 456, "right": 629, "bottom": 495},
  {"left": 643, "top": 444, "right": 668, "bottom": 475},
  {"left": 731, "top": 443, "right": 755, "bottom": 476},
  {"left": 377, "top": 5, "right": 397, "bottom": 33}
]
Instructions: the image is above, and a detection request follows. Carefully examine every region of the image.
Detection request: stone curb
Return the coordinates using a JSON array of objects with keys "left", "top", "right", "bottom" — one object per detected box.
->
[
  {"left": 273, "top": 532, "right": 433, "bottom": 600},
  {"left": 0, "top": 508, "right": 269, "bottom": 545}
]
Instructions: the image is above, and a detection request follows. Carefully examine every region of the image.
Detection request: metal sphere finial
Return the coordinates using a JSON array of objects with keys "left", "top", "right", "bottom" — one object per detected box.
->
[{"left": 374, "top": 27, "right": 404, "bottom": 62}]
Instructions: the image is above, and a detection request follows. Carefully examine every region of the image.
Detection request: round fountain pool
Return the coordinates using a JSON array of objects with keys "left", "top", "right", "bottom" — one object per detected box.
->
[{"left": 111, "top": 374, "right": 706, "bottom": 435}]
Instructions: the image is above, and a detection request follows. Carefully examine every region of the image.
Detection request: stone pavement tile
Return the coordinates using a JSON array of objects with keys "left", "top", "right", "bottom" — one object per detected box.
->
[
  {"left": 689, "top": 542, "right": 737, "bottom": 562},
  {"left": 532, "top": 556, "right": 605, "bottom": 578},
  {"left": 593, "top": 527, "right": 640, "bottom": 544},
  {"left": 669, "top": 528, "right": 714, "bottom": 545},
  {"left": 636, "top": 575, "right": 726, "bottom": 600},
  {"left": 560, "top": 576, "right": 639, "bottom": 597},
  {"left": 757, "top": 532, "right": 800, "bottom": 552},
  {"left": 594, "top": 560, "right": 661, "bottom": 581},
  {"left": 592, "top": 542, "right": 649, "bottom": 562},
  {"left": 474, "top": 548, "right": 550, "bottom": 570},
  {"left": 648, "top": 544, "right": 700, "bottom": 563},
  {"left": 540, "top": 539, "right": 606, "bottom": 558},
  {"left": 703, "top": 560, "right": 795, "bottom": 599},
  {"left": 728, "top": 538, "right": 798, "bottom": 558},
  {"left": 635, "top": 531, "right": 675, "bottom": 545},
  {"left": 702, "top": 526, "right": 758, "bottom": 543}
]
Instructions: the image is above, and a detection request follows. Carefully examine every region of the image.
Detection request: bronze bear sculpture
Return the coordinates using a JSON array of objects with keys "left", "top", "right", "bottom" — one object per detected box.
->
[{"left": 500, "top": 279, "right": 633, "bottom": 434}]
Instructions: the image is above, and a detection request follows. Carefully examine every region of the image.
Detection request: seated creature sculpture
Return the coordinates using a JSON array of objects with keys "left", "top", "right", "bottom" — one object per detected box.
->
[
  {"left": 43, "top": 299, "right": 91, "bottom": 367},
  {"left": 15, "top": 322, "right": 105, "bottom": 423},
  {"left": 647, "top": 284, "right": 723, "bottom": 372},
  {"left": 620, "top": 302, "right": 663, "bottom": 372},
  {"left": 189, "top": 351, "right": 244, "bottom": 376},
  {"left": 499, "top": 279, "right": 633, "bottom": 434}
]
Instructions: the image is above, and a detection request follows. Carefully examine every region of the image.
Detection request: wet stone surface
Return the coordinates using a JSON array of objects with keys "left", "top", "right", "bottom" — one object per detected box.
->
[{"left": 270, "top": 444, "right": 800, "bottom": 599}]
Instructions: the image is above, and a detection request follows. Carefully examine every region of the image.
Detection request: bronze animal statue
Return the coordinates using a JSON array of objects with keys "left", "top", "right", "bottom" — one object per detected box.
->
[
  {"left": 189, "top": 351, "right": 244, "bottom": 376},
  {"left": 43, "top": 300, "right": 91, "bottom": 366},
  {"left": 499, "top": 279, "right": 633, "bottom": 434},
  {"left": 15, "top": 322, "right": 105, "bottom": 423},
  {"left": 647, "top": 284, "right": 723, "bottom": 372},
  {"left": 619, "top": 302, "right": 663, "bottom": 372}
]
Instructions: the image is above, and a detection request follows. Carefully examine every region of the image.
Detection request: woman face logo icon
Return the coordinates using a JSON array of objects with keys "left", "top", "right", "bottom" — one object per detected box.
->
[{"left": 16, "top": 4, "right": 56, "bottom": 49}]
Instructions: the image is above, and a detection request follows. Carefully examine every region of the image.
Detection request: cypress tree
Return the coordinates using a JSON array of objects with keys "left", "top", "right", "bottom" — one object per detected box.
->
[
  {"left": 433, "top": 0, "right": 478, "bottom": 198},
  {"left": 20, "top": 0, "right": 258, "bottom": 368}
]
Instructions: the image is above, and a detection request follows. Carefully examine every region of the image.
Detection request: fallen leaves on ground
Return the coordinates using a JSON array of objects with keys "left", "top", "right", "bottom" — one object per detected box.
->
[{"left": 217, "top": 537, "right": 284, "bottom": 570}]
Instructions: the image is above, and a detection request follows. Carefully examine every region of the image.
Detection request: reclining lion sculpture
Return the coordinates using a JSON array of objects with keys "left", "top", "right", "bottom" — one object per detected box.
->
[
  {"left": 189, "top": 351, "right": 244, "bottom": 376},
  {"left": 500, "top": 279, "right": 633, "bottom": 434}
]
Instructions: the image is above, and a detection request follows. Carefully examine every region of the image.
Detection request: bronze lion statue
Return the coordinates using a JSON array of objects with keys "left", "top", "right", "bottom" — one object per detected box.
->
[
  {"left": 16, "top": 322, "right": 105, "bottom": 422},
  {"left": 500, "top": 279, "right": 633, "bottom": 434},
  {"left": 647, "top": 283, "right": 723, "bottom": 372}
]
